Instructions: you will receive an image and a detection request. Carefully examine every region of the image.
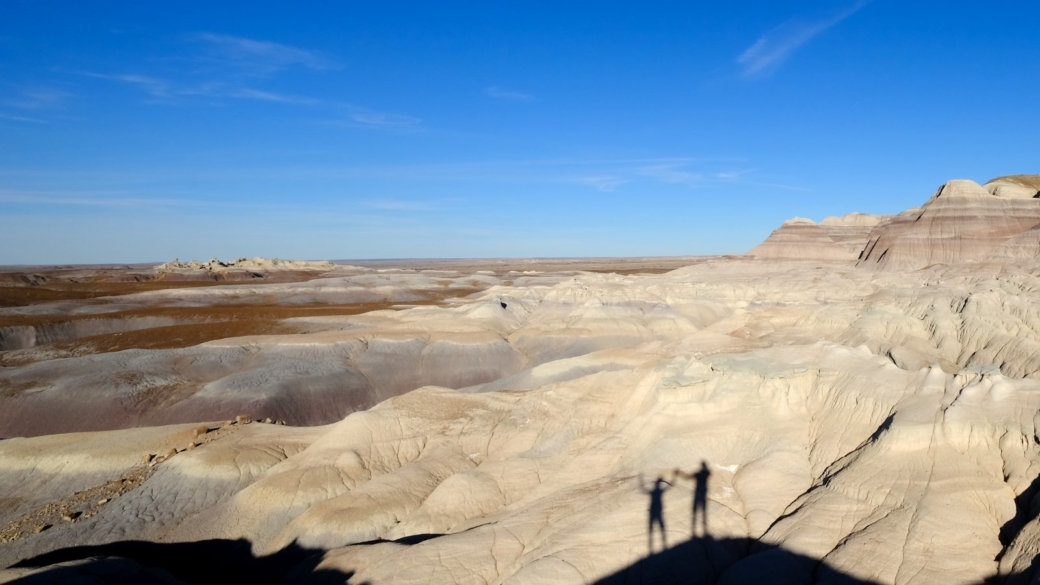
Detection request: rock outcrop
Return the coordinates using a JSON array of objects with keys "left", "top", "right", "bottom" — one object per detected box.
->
[
  {"left": 750, "top": 175, "right": 1040, "bottom": 270},
  {"left": 155, "top": 257, "right": 338, "bottom": 273},
  {"left": 747, "top": 213, "right": 890, "bottom": 261},
  {"left": 858, "top": 178, "right": 1040, "bottom": 269}
]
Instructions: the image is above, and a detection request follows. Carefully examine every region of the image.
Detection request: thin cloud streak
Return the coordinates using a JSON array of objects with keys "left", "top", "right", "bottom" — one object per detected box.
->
[
  {"left": 83, "top": 72, "right": 322, "bottom": 107},
  {"left": 226, "top": 88, "right": 321, "bottom": 106},
  {"left": 83, "top": 72, "right": 172, "bottom": 97},
  {"left": 344, "top": 107, "right": 424, "bottom": 132},
  {"left": 189, "top": 33, "right": 334, "bottom": 74},
  {"left": 3, "top": 89, "right": 70, "bottom": 110},
  {"left": 737, "top": 0, "right": 871, "bottom": 78},
  {"left": 0, "top": 157, "right": 802, "bottom": 194},
  {"left": 0, "top": 112, "right": 47, "bottom": 123},
  {"left": 571, "top": 176, "right": 628, "bottom": 192},
  {"left": 484, "top": 86, "right": 535, "bottom": 102},
  {"left": 362, "top": 199, "right": 438, "bottom": 211},
  {"left": 637, "top": 163, "right": 705, "bottom": 186},
  {"left": 0, "top": 190, "right": 196, "bottom": 208}
]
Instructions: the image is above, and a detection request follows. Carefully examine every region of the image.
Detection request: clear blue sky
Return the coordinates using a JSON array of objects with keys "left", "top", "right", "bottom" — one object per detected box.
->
[{"left": 2, "top": 1, "right": 1038, "bottom": 264}]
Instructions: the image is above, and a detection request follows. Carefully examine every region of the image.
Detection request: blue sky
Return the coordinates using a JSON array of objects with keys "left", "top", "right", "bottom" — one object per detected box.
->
[{"left": 2, "top": 1, "right": 1038, "bottom": 264}]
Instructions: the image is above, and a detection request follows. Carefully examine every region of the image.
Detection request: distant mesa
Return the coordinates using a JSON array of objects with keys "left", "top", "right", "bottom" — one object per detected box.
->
[
  {"left": 748, "top": 174, "right": 1040, "bottom": 269},
  {"left": 154, "top": 257, "right": 337, "bottom": 280}
]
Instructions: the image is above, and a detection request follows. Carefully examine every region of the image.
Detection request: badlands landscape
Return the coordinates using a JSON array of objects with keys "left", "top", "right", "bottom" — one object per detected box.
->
[{"left": 4, "top": 174, "right": 1040, "bottom": 585}]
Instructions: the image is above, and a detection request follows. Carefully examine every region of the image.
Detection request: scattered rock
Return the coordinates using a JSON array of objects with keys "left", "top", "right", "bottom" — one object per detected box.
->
[
  {"left": 33, "top": 524, "right": 50, "bottom": 533},
  {"left": 97, "top": 499, "right": 109, "bottom": 505},
  {"left": 235, "top": 414, "right": 252, "bottom": 424}
]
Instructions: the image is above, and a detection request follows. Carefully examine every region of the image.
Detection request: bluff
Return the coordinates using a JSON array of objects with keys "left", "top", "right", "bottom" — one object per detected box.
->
[{"left": 749, "top": 175, "right": 1040, "bottom": 269}]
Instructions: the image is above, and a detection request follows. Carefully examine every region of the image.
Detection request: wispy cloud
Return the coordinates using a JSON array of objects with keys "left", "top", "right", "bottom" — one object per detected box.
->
[
  {"left": 737, "top": 0, "right": 871, "bottom": 78},
  {"left": 345, "top": 107, "right": 423, "bottom": 133},
  {"left": 0, "top": 88, "right": 71, "bottom": 122},
  {"left": 4, "top": 88, "right": 71, "bottom": 110},
  {"left": 361, "top": 199, "right": 437, "bottom": 211},
  {"left": 0, "top": 157, "right": 803, "bottom": 204},
  {"left": 0, "top": 190, "right": 192, "bottom": 208},
  {"left": 637, "top": 163, "right": 706, "bottom": 186},
  {"left": 484, "top": 86, "right": 535, "bottom": 102},
  {"left": 0, "top": 112, "right": 47, "bottom": 123},
  {"left": 83, "top": 73, "right": 323, "bottom": 107},
  {"left": 571, "top": 176, "right": 628, "bottom": 192},
  {"left": 189, "top": 33, "right": 334, "bottom": 75},
  {"left": 84, "top": 72, "right": 172, "bottom": 97},
  {"left": 225, "top": 88, "right": 320, "bottom": 106}
]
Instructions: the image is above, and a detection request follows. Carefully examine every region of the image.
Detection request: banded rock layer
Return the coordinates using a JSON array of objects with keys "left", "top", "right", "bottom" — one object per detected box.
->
[
  {"left": 750, "top": 175, "right": 1040, "bottom": 270},
  {"left": 747, "top": 213, "right": 890, "bottom": 261}
]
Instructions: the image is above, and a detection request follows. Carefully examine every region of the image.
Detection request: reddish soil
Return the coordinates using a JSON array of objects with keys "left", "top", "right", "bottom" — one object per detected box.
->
[
  {"left": 0, "top": 270, "right": 330, "bottom": 308},
  {"left": 0, "top": 278, "right": 483, "bottom": 366}
]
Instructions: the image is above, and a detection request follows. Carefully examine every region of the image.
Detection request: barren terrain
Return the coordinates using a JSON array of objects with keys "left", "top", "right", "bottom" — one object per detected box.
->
[{"left": 5, "top": 180, "right": 1040, "bottom": 584}]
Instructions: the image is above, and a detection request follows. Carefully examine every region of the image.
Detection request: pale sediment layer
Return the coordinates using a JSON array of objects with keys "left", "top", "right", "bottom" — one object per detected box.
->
[{"left": 4, "top": 258, "right": 1040, "bottom": 583}]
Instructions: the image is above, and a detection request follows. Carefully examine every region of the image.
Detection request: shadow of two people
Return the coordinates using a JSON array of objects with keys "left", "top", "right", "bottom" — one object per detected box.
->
[{"left": 640, "top": 461, "right": 712, "bottom": 552}]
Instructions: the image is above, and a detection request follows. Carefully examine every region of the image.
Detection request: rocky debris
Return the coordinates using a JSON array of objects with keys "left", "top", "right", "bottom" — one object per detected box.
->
[
  {"left": 0, "top": 421, "right": 240, "bottom": 547},
  {"left": 0, "top": 466, "right": 154, "bottom": 544}
]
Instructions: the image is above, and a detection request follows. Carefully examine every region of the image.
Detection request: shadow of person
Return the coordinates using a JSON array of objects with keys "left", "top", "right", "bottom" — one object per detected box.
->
[
  {"left": 675, "top": 460, "right": 711, "bottom": 538},
  {"left": 639, "top": 474, "right": 673, "bottom": 553},
  {"left": 693, "top": 461, "right": 711, "bottom": 537}
]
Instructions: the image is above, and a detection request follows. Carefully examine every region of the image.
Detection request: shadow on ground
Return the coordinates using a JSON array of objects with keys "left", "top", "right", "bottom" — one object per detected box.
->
[
  {"left": 6, "top": 532, "right": 1040, "bottom": 584},
  {"left": 7, "top": 538, "right": 359, "bottom": 585},
  {"left": 593, "top": 535, "right": 881, "bottom": 585},
  {"left": 8, "top": 458, "right": 1040, "bottom": 584}
]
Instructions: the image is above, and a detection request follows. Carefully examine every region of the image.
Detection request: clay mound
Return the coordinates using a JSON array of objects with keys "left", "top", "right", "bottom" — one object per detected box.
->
[
  {"left": 985, "top": 174, "right": 1040, "bottom": 198},
  {"left": 5, "top": 338, "right": 1040, "bottom": 583},
  {"left": 859, "top": 179, "right": 1040, "bottom": 269},
  {"left": 747, "top": 213, "right": 889, "bottom": 261}
]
